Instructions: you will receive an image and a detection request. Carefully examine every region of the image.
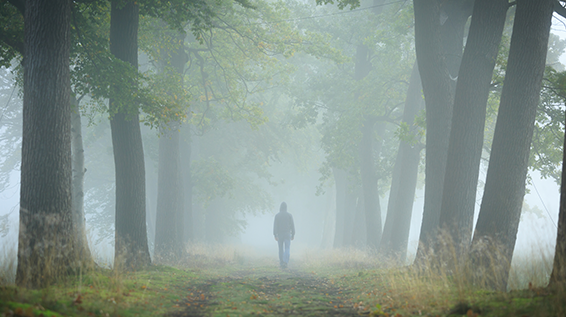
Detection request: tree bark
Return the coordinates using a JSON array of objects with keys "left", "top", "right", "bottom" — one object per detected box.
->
[
  {"left": 439, "top": 0, "right": 508, "bottom": 256},
  {"left": 470, "top": 0, "right": 553, "bottom": 290},
  {"left": 549, "top": 108, "right": 566, "bottom": 287},
  {"left": 413, "top": 0, "right": 469, "bottom": 261},
  {"left": 16, "top": 0, "right": 76, "bottom": 288},
  {"left": 109, "top": 0, "right": 151, "bottom": 269},
  {"left": 380, "top": 62, "right": 424, "bottom": 263},
  {"left": 71, "top": 94, "right": 94, "bottom": 264}
]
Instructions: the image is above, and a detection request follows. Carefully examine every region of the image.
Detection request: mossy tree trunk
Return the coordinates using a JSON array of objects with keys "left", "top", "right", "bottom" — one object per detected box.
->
[{"left": 17, "top": 0, "right": 77, "bottom": 288}]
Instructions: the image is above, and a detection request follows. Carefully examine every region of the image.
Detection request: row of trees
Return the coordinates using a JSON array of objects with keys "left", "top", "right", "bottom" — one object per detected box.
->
[
  {"left": 0, "top": 0, "right": 331, "bottom": 287},
  {"left": 309, "top": 0, "right": 566, "bottom": 291},
  {"left": 3, "top": 0, "right": 566, "bottom": 292}
]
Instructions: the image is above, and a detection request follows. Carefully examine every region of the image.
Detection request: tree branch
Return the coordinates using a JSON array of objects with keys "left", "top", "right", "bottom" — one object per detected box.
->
[{"left": 555, "top": 0, "right": 566, "bottom": 18}]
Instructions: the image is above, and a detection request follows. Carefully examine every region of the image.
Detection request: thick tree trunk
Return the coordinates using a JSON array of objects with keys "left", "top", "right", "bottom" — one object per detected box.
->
[
  {"left": 413, "top": 0, "right": 469, "bottom": 261},
  {"left": 17, "top": 0, "right": 76, "bottom": 288},
  {"left": 380, "top": 62, "right": 424, "bottom": 263},
  {"left": 439, "top": 0, "right": 508, "bottom": 255},
  {"left": 71, "top": 95, "right": 94, "bottom": 264},
  {"left": 154, "top": 30, "right": 187, "bottom": 261},
  {"left": 109, "top": 0, "right": 151, "bottom": 269},
  {"left": 549, "top": 109, "right": 566, "bottom": 288},
  {"left": 470, "top": 0, "right": 553, "bottom": 290}
]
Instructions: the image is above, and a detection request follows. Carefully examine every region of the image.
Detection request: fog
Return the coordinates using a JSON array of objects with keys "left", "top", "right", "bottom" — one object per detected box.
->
[{"left": 1, "top": 2, "right": 566, "bottom": 277}]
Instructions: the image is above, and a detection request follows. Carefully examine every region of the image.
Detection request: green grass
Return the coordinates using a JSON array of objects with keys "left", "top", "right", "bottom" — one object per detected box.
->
[{"left": 1, "top": 244, "right": 566, "bottom": 316}]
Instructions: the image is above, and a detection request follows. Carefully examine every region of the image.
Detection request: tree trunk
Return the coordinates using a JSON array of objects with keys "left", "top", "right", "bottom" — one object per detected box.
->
[
  {"left": 470, "top": 0, "right": 553, "bottom": 290},
  {"left": 351, "top": 188, "right": 366, "bottom": 247},
  {"left": 353, "top": 41, "right": 382, "bottom": 251},
  {"left": 181, "top": 127, "right": 193, "bottom": 243},
  {"left": 155, "top": 125, "right": 183, "bottom": 261},
  {"left": 380, "top": 62, "right": 424, "bottom": 263},
  {"left": 549, "top": 108, "right": 566, "bottom": 288},
  {"left": 17, "top": 0, "right": 76, "bottom": 288},
  {"left": 359, "top": 119, "right": 382, "bottom": 250},
  {"left": 154, "top": 30, "right": 187, "bottom": 262},
  {"left": 439, "top": 0, "right": 473, "bottom": 86},
  {"left": 342, "top": 182, "right": 358, "bottom": 247},
  {"left": 413, "top": 0, "right": 469, "bottom": 261},
  {"left": 71, "top": 95, "right": 94, "bottom": 264},
  {"left": 333, "top": 168, "right": 347, "bottom": 248},
  {"left": 439, "top": 0, "right": 508, "bottom": 255},
  {"left": 109, "top": 0, "right": 151, "bottom": 269}
]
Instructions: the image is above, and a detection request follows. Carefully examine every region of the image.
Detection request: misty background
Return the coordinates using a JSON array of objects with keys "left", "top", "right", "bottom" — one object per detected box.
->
[{"left": 0, "top": 1, "right": 564, "bottom": 266}]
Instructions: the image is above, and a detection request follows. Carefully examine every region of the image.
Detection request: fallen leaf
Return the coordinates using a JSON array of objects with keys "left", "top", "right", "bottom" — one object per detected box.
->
[{"left": 73, "top": 294, "right": 83, "bottom": 304}]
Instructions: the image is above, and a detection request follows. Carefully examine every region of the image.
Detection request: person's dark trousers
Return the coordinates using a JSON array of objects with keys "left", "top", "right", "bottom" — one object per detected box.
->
[{"left": 277, "top": 233, "right": 291, "bottom": 268}]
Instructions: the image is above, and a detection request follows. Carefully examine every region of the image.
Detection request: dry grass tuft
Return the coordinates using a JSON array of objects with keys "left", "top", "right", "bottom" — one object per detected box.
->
[{"left": 0, "top": 243, "right": 16, "bottom": 286}]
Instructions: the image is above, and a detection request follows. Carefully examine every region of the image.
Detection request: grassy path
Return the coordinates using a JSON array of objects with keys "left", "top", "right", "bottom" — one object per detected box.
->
[
  {"left": 171, "top": 267, "right": 360, "bottom": 316},
  {"left": 1, "top": 247, "right": 563, "bottom": 316}
]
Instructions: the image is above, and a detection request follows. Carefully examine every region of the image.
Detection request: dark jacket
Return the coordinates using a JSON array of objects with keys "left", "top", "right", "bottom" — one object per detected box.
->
[{"left": 273, "top": 210, "right": 295, "bottom": 239}]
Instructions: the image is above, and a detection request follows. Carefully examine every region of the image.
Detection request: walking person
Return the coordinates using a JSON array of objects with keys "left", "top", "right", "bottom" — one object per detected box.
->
[{"left": 273, "top": 202, "right": 295, "bottom": 269}]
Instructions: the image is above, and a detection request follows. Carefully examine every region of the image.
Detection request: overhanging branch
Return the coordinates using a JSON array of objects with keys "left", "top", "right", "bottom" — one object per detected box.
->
[{"left": 555, "top": 0, "right": 566, "bottom": 18}]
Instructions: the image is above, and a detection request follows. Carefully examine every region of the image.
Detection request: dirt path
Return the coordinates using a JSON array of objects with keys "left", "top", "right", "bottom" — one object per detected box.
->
[{"left": 170, "top": 267, "right": 362, "bottom": 316}]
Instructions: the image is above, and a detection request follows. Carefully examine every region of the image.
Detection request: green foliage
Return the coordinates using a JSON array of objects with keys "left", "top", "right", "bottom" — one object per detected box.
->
[
  {"left": 181, "top": 0, "right": 307, "bottom": 131},
  {"left": 192, "top": 158, "right": 235, "bottom": 205},
  {"left": 315, "top": 0, "right": 360, "bottom": 10},
  {"left": 286, "top": 1, "right": 415, "bottom": 190},
  {"left": 531, "top": 66, "right": 566, "bottom": 183},
  {"left": 394, "top": 108, "right": 426, "bottom": 146},
  {"left": 0, "top": 1, "right": 23, "bottom": 68}
]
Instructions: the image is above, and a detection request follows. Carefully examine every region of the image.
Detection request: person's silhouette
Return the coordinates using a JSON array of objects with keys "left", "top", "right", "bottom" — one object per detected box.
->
[{"left": 273, "top": 202, "right": 295, "bottom": 269}]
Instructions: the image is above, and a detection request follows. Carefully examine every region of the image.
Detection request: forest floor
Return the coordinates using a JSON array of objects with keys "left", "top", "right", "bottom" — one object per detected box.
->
[{"left": 0, "top": 245, "right": 565, "bottom": 316}]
